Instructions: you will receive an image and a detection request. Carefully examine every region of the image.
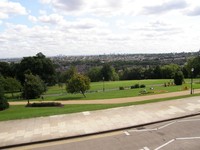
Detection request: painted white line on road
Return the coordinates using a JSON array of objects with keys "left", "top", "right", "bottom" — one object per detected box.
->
[
  {"left": 82, "top": 111, "right": 90, "bottom": 116},
  {"left": 143, "top": 146, "right": 150, "bottom": 150},
  {"left": 176, "top": 136, "right": 200, "bottom": 140},
  {"left": 124, "top": 131, "right": 130, "bottom": 136},
  {"left": 155, "top": 139, "right": 175, "bottom": 150},
  {"left": 158, "top": 121, "right": 176, "bottom": 130},
  {"left": 178, "top": 118, "right": 200, "bottom": 123}
]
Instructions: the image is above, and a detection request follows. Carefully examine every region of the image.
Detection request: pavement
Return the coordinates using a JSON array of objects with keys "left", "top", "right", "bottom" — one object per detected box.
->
[{"left": 1, "top": 95, "right": 200, "bottom": 149}]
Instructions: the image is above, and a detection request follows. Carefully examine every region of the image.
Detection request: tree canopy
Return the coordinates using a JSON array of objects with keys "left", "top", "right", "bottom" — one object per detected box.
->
[
  {"left": 66, "top": 74, "right": 90, "bottom": 97},
  {"left": 22, "top": 74, "right": 46, "bottom": 102},
  {"left": 17, "top": 52, "right": 56, "bottom": 85}
]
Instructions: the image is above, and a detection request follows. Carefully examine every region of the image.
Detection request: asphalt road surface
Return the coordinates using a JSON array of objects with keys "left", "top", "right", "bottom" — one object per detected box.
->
[{"left": 12, "top": 115, "right": 200, "bottom": 150}]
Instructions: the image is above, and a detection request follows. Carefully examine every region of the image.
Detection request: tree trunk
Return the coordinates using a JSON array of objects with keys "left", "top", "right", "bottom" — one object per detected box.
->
[{"left": 81, "top": 91, "right": 86, "bottom": 98}]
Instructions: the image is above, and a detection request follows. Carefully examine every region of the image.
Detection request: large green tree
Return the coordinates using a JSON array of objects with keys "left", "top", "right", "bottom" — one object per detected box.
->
[
  {"left": 66, "top": 74, "right": 90, "bottom": 97},
  {"left": 23, "top": 74, "right": 46, "bottom": 103},
  {"left": 17, "top": 52, "right": 56, "bottom": 85}
]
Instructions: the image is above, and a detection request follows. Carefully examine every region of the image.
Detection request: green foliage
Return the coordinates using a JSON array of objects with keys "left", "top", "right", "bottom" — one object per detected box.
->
[
  {"left": 17, "top": 52, "right": 56, "bottom": 85},
  {"left": 131, "top": 84, "right": 140, "bottom": 89},
  {"left": 174, "top": 71, "right": 184, "bottom": 85},
  {"left": 0, "top": 98, "right": 9, "bottom": 111},
  {"left": 26, "top": 102, "right": 63, "bottom": 107},
  {"left": 87, "top": 67, "right": 102, "bottom": 82},
  {"left": 101, "top": 64, "right": 119, "bottom": 81},
  {"left": 0, "top": 77, "right": 9, "bottom": 111},
  {"left": 22, "top": 74, "right": 46, "bottom": 100},
  {"left": 66, "top": 74, "right": 90, "bottom": 97},
  {"left": 161, "top": 64, "right": 180, "bottom": 79},
  {"left": 0, "top": 76, "right": 5, "bottom": 100},
  {"left": 119, "top": 86, "right": 125, "bottom": 90},
  {"left": 140, "top": 84, "right": 146, "bottom": 88},
  {"left": 0, "top": 62, "right": 15, "bottom": 77},
  {"left": 186, "top": 56, "right": 200, "bottom": 78},
  {"left": 4, "top": 77, "right": 22, "bottom": 97},
  {"left": 61, "top": 66, "right": 77, "bottom": 83}
]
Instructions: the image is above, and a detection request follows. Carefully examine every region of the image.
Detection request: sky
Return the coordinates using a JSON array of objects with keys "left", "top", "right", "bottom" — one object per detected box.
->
[{"left": 0, "top": 0, "right": 200, "bottom": 58}]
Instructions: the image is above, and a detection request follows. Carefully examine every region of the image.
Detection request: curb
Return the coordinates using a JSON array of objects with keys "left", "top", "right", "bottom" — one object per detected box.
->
[{"left": 1, "top": 112, "right": 200, "bottom": 149}]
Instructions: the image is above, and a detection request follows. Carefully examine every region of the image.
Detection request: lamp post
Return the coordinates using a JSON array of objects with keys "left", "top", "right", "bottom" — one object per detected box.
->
[
  {"left": 103, "top": 77, "right": 105, "bottom": 92},
  {"left": 191, "top": 68, "right": 194, "bottom": 95}
]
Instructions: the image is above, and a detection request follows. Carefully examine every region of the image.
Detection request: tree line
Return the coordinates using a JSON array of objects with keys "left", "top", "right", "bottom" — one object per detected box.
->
[{"left": 0, "top": 52, "right": 200, "bottom": 105}]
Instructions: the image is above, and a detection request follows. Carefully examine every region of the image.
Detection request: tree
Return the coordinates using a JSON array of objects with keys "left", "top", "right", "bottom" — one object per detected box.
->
[
  {"left": 22, "top": 74, "right": 46, "bottom": 103},
  {"left": 0, "top": 62, "right": 12, "bottom": 77},
  {"left": 61, "top": 66, "right": 77, "bottom": 83},
  {"left": 4, "top": 77, "right": 22, "bottom": 98},
  {"left": 161, "top": 64, "right": 180, "bottom": 79},
  {"left": 66, "top": 74, "right": 90, "bottom": 97},
  {"left": 186, "top": 56, "right": 200, "bottom": 78},
  {"left": 101, "top": 64, "right": 119, "bottom": 81},
  {"left": 174, "top": 71, "right": 184, "bottom": 85},
  {"left": 0, "top": 76, "right": 9, "bottom": 111},
  {"left": 17, "top": 52, "right": 56, "bottom": 85},
  {"left": 87, "top": 67, "right": 102, "bottom": 82}
]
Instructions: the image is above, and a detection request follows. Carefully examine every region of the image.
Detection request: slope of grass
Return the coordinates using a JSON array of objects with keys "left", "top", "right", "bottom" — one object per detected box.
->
[{"left": 1, "top": 93, "right": 200, "bottom": 121}]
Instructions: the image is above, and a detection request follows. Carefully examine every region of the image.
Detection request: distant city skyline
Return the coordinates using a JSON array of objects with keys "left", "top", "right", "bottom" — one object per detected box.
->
[{"left": 0, "top": 0, "right": 200, "bottom": 58}]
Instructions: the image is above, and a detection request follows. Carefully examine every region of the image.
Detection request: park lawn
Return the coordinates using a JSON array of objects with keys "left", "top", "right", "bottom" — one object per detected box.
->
[
  {"left": 7, "top": 79, "right": 200, "bottom": 102},
  {"left": 1, "top": 93, "right": 200, "bottom": 121},
  {"left": 40, "top": 83, "right": 199, "bottom": 101},
  {"left": 44, "top": 78, "right": 200, "bottom": 95}
]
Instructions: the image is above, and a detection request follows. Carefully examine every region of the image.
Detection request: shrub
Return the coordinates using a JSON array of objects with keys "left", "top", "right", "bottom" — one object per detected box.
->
[
  {"left": 174, "top": 71, "right": 184, "bottom": 85},
  {"left": 26, "top": 102, "right": 64, "bottom": 107},
  {"left": 140, "top": 84, "right": 146, "bottom": 88},
  {"left": 0, "top": 99, "right": 9, "bottom": 111},
  {"left": 119, "top": 86, "right": 124, "bottom": 90},
  {"left": 131, "top": 84, "right": 140, "bottom": 89}
]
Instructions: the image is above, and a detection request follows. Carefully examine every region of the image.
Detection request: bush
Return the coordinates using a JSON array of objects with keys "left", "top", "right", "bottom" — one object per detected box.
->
[
  {"left": 26, "top": 102, "right": 64, "bottom": 107},
  {"left": 0, "top": 99, "right": 9, "bottom": 111},
  {"left": 119, "top": 86, "right": 124, "bottom": 90},
  {"left": 140, "top": 84, "right": 146, "bottom": 88},
  {"left": 131, "top": 84, "right": 140, "bottom": 89},
  {"left": 174, "top": 71, "right": 184, "bottom": 85}
]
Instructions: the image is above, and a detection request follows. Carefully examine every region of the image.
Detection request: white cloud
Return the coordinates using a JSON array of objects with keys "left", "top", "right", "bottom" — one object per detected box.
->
[
  {"left": 0, "top": 1, "right": 27, "bottom": 19},
  {"left": 38, "top": 14, "right": 65, "bottom": 24},
  {"left": 185, "top": 6, "right": 200, "bottom": 16},
  {"left": 143, "top": 0, "right": 188, "bottom": 15}
]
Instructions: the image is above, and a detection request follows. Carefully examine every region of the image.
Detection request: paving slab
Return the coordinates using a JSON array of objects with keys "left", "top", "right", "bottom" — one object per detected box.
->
[{"left": 1, "top": 96, "right": 200, "bottom": 148}]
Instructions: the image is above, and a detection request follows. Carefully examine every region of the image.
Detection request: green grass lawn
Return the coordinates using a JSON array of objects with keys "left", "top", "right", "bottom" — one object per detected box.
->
[
  {"left": 1, "top": 93, "right": 200, "bottom": 121},
  {"left": 7, "top": 79, "right": 200, "bottom": 101}
]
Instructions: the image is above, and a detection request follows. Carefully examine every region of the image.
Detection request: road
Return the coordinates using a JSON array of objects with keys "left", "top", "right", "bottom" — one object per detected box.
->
[{"left": 11, "top": 115, "right": 200, "bottom": 150}]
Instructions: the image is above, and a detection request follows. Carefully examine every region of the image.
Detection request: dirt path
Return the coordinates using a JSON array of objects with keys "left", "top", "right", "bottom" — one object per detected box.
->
[{"left": 9, "top": 89, "right": 200, "bottom": 105}]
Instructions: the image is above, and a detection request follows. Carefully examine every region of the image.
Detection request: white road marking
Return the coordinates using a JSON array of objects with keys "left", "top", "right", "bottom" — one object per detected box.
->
[
  {"left": 143, "top": 146, "right": 150, "bottom": 150},
  {"left": 176, "top": 136, "right": 200, "bottom": 140},
  {"left": 155, "top": 139, "right": 175, "bottom": 150},
  {"left": 124, "top": 131, "right": 130, "bottom": 135},
  {"left": 158, "top": 121, "right": 176, "bottom": 129},
  {"left": 178, "top": 118, "right": 200, "bottom": 123},
  {"left": 82, "top": 111, "right": 90, "bottom": 115}
]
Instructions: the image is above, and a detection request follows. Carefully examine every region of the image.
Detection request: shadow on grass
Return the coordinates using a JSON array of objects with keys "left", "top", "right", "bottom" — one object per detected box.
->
[{"left": 55, "top": 96, "right": 84, "bottom": 101}]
